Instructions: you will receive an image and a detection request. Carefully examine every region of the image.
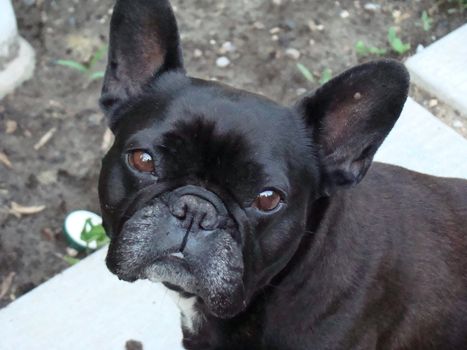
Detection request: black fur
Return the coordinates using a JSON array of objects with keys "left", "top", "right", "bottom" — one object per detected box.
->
[{"left": 99, "top": 1, "right": 467, "bottom": 349}]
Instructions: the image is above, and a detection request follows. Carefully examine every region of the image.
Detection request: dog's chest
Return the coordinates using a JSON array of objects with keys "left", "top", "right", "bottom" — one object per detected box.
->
[{"left": 166, "top": 288, "right": 203, "bottom": 333}]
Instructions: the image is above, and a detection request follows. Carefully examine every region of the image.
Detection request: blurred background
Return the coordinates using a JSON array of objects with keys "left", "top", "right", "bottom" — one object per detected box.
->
[{"left": 0, "top": 0, "right": 466, "bottom": 308}]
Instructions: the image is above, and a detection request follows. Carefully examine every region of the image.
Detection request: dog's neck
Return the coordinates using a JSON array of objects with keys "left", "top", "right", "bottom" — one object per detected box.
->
[{"left": 168, "top": 192, "right": 374, "bottom": 349}]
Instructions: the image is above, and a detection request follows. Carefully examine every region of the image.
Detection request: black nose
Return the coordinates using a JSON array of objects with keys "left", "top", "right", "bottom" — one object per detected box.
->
[{"left": 170, "top": 194, "right": 219, "bottom": 230}]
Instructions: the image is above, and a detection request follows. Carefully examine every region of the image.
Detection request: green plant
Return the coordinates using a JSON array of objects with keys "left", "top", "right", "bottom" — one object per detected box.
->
[
  {"left": 296, "top": 63, "right": 315, "bottom": 83},
  {"left": 319, "top": 68, "right": 332, "bottom": 85},
  {"left": 421, "top": 11, "right": 433, "bottom": 31},
  {"left": 355, "top": 40, "right": 387, "bottom": 56},
  {"left": 355, "top": 26, "right": 411, "bottom": 57},
  {"left": 387, "top": 27, "right": 411, "bottom": 55},
  {"left": 56, "top": 45, "right": 107, "bottom": 81},
  {"left": 63, "top": 256, "right": 80, "bottom": 266},
  {"left": 80, "top": 218, "right": 109, "bottom": 249}
]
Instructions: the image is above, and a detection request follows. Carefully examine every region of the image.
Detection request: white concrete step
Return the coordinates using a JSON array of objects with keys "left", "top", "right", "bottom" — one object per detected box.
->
[
  {"left": 406, "top": 24, "right": 467, "bottom": 117},
  {"left": 0, "top": 98, "right": 466, "bottom": 350},
  {"left": 375, "top": 97, "right": 467, "bottom": 178}
]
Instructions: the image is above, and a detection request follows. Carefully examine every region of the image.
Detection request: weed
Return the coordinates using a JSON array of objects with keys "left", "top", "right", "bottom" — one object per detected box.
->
[
  {"left": 355, "top": 40, "right": 387, "bottom": 56},
  {"left": 355, "top": 26, "right": 411, "bottom": 57},
  {"left": 296, "top": 63, "right": 315, "bottom": 83},
  {"left": 387, "top": 27, "right": 411, "bottom": 55},
  {"left": 80, "top": 218, "right": 109, "bottom": 249},
  {"left": 421, "top": 11, "right": 433, "bottom": 31},
  {"left": 56, "top": 45, "right": 107, "bottom": 81},
  {"left": 319, "top": 68, "right": 332, "bottom": 85},
  {"left": 63, "top": 256, "right": 80, "bottom": 266}
]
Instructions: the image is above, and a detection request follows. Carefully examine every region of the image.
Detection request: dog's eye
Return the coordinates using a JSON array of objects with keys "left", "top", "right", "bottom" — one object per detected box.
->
[
  {"left": 253, "top": 190, "right": 282, "bottom": 212},
  {"left": 128, "top": 150, "right": 155, "bottom": 173}
]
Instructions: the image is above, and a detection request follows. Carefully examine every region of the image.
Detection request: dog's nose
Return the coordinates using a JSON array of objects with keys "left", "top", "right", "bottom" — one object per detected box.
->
[{"left": 170, "top": 194, "right": 219, "bottom": 230}]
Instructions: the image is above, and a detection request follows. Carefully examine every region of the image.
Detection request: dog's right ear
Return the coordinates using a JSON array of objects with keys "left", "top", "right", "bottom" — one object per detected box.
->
[{"left": 100, "top": 0, "right": 184, "bottom": 119}]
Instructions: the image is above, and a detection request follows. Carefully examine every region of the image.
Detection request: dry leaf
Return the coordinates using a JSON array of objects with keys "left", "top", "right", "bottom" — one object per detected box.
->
[
  {"left": 34, "top": 127, "right": 57, "bottom": 150},
  {"left": 9, "top": 202, "right": 46, "bottom": 218},
  {"left": 0, "top": 152, "right": 12, "bottom": 169},
  {"left": 0, "top": 272, "right": 15, "bottom": 300}
]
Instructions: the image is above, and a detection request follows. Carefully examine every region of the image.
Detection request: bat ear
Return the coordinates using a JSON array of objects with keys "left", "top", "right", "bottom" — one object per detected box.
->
[
  {"left": 100, "top": 0, "right": 184, "bottom": 120},
  {"left": 295, "top": 60, "right": 409, "bottom": 195}
]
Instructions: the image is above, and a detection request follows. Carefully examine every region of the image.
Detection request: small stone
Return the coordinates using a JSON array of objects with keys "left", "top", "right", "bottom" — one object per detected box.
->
[
  {"left": 307, "top": 20, "right": 324, "bottom": 32},
  {"left": 453, "top": 120, "right": 463, "bottom": 129},
  {"left": 209, "top": 39, "right": 217, "bottom": 46},
  {"left": 271, "top": 35, "right": 279, "bottom": 42},
  {"left": 428, "top": 99, "right": 438, "bottom": 108},
  {"left": 285, "top": 48, "right": 301, "bottom": 60},
  {"left": 37, "top": 170, "right": 58, "bottom": 185},
  {"left": 272, "top": 0, "right": 282, "bottom": 5},
  {"left": 309, "top": 39, "right": 316, "bottom": 46},
  {"left": 216, "top": 56, "right": 231, "bottom": 68},
  {"left": 66, "top": 247, "right": 79, "bottom": 258},
  {"left": 392, "top": 10, "right": 401, "bottom": 20},
  {"left": 253, "top": 21, "right": 265, "bottom": 30},
  {"left": 219, "top": 41, "right": 236, "bottom": 54},
  {"left": 363, "top": 3, "right": 381, "bottom": 12},
  {"left": 193, "top": 49, "right": 203, "bottom": 58},
  {"left": 269, "top": 27, "right": 281, "bottom": 34},
  {"left": 5, "top": 120, "right": 17, "bottom": 134},
  {"left": 296, "top": 88, "right": 307, "bottom": 96},
  {"left": 125, "top": 340, "right": 143, "bottom": 350},
  {"left": 340, "top": 10, "right": 350, "bottom": 18}
]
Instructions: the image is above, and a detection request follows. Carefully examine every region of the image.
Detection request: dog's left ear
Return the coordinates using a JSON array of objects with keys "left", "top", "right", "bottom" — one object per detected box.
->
[
  {"left": 100, "top": 0, "right": 184, "bottom": 119},
  {"left": 295, "top": 60, "right": 409, "bottom": 194}
]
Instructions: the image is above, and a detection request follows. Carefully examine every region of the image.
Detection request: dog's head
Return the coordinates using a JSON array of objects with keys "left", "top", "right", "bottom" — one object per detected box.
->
[{"left": 99, "top": 0, "right": 409, "bottom": 318}]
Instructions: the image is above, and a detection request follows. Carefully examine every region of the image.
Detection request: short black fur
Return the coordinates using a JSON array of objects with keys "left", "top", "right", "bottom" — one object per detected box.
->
[{"left": 98, "top": 1, "right": 467, "bottom": 349}]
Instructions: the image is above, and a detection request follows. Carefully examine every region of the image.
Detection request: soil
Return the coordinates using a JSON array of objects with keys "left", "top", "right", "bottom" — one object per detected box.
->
[{"left": 0, "top": 0, "right": 465, "bottom": 308}]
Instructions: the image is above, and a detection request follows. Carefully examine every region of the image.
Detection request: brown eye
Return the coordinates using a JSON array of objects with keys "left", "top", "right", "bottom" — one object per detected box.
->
[
  {"left": 128, "top": 150, "right": 155, "bottom": 173},
  {"left": 253, "top": 190, "right": 282, "bottom": 212}
]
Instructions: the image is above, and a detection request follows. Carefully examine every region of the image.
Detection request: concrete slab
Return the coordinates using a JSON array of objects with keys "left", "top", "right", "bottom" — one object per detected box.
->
[
  {"left": 0, "top": 248, "right": 184, "bottom": 350},
  {"left": 406, "top": 24, "right": 467, "bottom": 117},
  {"left": 0, "top": 98, "right": 466, "bottom": 350},
  {"left": 375, "top": 97, "right": 467, "bottom": 179}
]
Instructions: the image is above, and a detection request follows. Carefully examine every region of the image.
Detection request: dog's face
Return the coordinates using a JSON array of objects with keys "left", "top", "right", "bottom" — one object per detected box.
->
[{"left": 99, "top": 0, "right": 409, "bottom": 319}]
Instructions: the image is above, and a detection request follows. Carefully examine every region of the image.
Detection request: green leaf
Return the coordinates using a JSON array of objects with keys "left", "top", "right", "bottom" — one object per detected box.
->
[
  {"left": 89, "top": 71, "right": 106, "bottom": 81},
  {"left": 56, "top": 59, "right": 88, "bottom": 73},
  {"left": 368, "top": 46, "right": 387, "bottom": 55},
  {"left": 296, "top": 63, "right": 315, "bottom": 83},
  {"left": 89, "top": 45, "right": 108, "bottom": 68},
  {"left": 63, "top": 256, "right": 80, "bottom": 265},
  {"left": 80, "top": 218, "right": 109, "bottom": 248},
  {"left": 319, "top": 68, "right": 332, "bottom": 85},
  {"left": 355, "top": 40, "right": 387, "bottom": 56},
  {"left": 387, "top": 27, "right": 411, "bottom": 55},
  {"left": 355, "top": 40, "right": 369, "bottom": 56},
  {"left": 421, "top": 11, "right": 432, "bottom": 32}
]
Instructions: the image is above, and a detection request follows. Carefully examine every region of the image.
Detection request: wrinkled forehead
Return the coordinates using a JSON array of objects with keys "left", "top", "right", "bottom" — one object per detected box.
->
[
  {"left": 118, "top": 77, "right": 302, "bottom": 158},
  {"left": 113, "top": 77, "right": 310, "bottom": 194}
]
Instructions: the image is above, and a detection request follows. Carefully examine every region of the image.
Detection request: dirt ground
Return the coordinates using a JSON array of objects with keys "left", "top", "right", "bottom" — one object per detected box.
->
[{"left": 0, "top": 0, "right": 465, "bottom": 308}]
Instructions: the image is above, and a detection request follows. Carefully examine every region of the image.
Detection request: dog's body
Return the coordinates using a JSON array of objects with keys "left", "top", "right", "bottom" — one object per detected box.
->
[{"left": 98, "top": 1, "right": 467, "bottom": 349}]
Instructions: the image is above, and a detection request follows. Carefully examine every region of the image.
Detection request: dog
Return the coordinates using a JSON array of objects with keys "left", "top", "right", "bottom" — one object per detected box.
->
[{"left": 98, "top": 1, "right": 467, "bottom": 349}]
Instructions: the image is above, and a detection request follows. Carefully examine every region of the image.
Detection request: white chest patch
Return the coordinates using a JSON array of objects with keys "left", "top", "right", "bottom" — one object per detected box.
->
[{"left": 166, "top": 288, "right": 203, "bottom": 333}]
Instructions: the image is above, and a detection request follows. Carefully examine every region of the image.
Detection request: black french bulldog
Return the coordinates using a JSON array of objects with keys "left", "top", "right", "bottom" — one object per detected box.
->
[{"left": 98, "top": 1, "right": 467, "bottom": 349}]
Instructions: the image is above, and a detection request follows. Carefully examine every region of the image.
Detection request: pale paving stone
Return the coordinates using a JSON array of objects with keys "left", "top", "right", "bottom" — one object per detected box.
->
[
  {"left": 406, "top": 24, "right": 467, "bottom": 117},
  {"left": 375, "top": 97, "right": 467, "bottom": 179}
]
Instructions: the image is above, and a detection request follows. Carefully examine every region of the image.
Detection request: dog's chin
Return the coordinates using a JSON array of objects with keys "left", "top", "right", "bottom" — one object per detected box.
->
[{"left": 141, "top": 258, "right": 246, "bottom": 319}]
